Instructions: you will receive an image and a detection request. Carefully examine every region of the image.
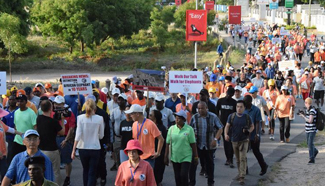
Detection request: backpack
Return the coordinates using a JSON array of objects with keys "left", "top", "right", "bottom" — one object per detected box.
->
[
  {"left": 229, "top": 113, "right": 251, "bottom": 130},
  {"left": 316, "top": 108, "right": 325, "bottom": 131}
]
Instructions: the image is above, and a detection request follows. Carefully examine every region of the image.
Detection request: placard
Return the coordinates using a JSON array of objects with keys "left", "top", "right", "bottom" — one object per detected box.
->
[
  {"left": 269, "top": 0, "right": 279, "bottom": 9},
  {"left": 186, "top": 10, "right": 208, "bottom": 41},
  {"left": 205, "top": 1, "right": 215, "bottom": 11},
  {"left": 278, "top": 60, "right": 295, "bottom": 71},
  {"left": 285, "top": 0, "right": 294, "bottom": 8},
  {"left": 169, "top": 71, "right": 203, "bottom": 93},
  {"left": 257, "top": 0, "right": 269, "bottom": 4},
  {"left": 272, "top": 38, "right": 281, "bottom": 44},
  {"left": 0, "top": 72, "right": 6, "bottom": 95},
  {"left": 132, "top": 85, "right": 164, "bottom": 92},
  {"left": 61, "top": 73, "right": 92, "bottom": 95},
  {"left": 228, "top": 6, "right": 241, "bottom": 24},
  {"left": 280, "top": 29, "right": 290, "bottom": 35},
  {"left": 243, "top": 26, "right": 250, "bottom": 31}
]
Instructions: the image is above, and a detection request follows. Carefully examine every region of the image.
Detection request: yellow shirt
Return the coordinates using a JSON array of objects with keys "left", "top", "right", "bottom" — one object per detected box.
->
[
  {"left": 14, "top": 179, "right": 59, "bottom": 186},
  {"left": 82, "top": 100, "right": 110, "bottom": 114}
]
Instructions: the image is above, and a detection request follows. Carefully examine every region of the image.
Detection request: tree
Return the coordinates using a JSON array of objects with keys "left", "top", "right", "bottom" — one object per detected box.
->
[{"left": 0, "top": 13, "right": 28, "bottom": 82}]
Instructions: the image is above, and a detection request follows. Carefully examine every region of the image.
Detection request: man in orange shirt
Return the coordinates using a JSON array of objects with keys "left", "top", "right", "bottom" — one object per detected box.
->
[
  {"left": 132, "top": 90, "right": 146, "bottom": 107},
  {"left": 314, "top": 50, "right": 321, "bottom": 65},
  {"left": 44, "top": 83, "right": 54, "bottom": 97},
  {"left": 126, "top": 104, "right": 164, "bottom": 168},
  {"left": 205, "top": 74, "right": 221, "bottom": 98}
]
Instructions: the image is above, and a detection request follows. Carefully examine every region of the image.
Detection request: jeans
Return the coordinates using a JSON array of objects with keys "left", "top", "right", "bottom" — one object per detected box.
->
[
  {"left": 0, "top": 156, "right": 7, "bottom": 181},
  {"left": 172, "top": 161, "right": 191, "bottom": 186},
  {"left": 198, "top": 148, "right": 216, "bottom": 184},
  {"left": 232, "top": 140, "right": 249, "bottom": 178},
  {"left": 306, "top": 132, "right": 318, "bottom": 161},
  {"left": 250, "top": 140, "right": 267, "bottom": 170},
  {"left": 279, "top": 117, "right": 290, "bottom": 141},
  {"left": 79, "top": 149, "right": 100, "bottom": 186}
]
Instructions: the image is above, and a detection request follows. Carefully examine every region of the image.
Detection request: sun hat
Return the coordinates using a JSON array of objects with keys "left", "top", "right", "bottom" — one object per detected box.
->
[{"left": 124, "top": 140, "right": 143, "bottom": 155}]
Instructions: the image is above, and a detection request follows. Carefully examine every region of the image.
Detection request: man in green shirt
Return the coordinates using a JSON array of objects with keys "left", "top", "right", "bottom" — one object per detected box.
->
[
  {"left": 14, "top": 156, "right": 58, "bottom": 186},
  {"left": 11, "top": 95, "right": 37, "bottom": 159}
]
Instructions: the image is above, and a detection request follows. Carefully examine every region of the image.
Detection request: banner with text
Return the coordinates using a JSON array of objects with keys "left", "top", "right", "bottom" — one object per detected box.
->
[
  {"left": 269, "top": 0, "right": 279, "bottom": 9},
  {"left": 61, "top": 73, "right": 92, "bottom": 95},
  {"left": 228, "top": 6, "right": 241, "bottom": 24},
  {"left": 205, "top": 1, "right": 215, "bottom": 11},
  {"left": 186, "top": 10, "right": 207, "bottom": 41},
  {"left": 169, "top": 71, "right": 203, "bottom": 93},
  {"left": 278, "top": 60, "right": 295, "bottom": 71},
  {"left": 272, "top": 38, "right": 281, "bottom": 44},
  {"left": 0, "top": 72, "right": 6, "bottom": 95}
]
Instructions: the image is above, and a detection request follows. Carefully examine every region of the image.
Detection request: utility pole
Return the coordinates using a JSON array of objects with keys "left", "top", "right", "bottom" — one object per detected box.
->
[
  {"left": 308, "top": 0, "right": 312, "bottom": 27},
  {"left": 194, "top": 0, "right": 198, "bottom": 68}
]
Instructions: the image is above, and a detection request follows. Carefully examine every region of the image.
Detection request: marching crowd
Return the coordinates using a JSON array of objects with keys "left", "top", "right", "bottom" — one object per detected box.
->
[{"left": 0, "top": 23, "right": 324, "bottom": 186}]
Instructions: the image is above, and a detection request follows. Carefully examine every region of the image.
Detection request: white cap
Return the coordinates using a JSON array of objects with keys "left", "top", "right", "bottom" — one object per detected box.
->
[
  {"left": 128, "top": 74, "right": 134, "bottom": 79},
  {"left": 112, "top": 88, "right": 121, "bottom": 95},
  {"left": 256, "top": 70, "right": 262, "bottom": 74},
  {"left": 304, "top": 71, "right": 309, "bottom": 75},
  {"left": 124, "top": 104, "right": 143, "bottom": 114},
  {"left": 234, "top": 86, "right": 242, "bottom": 91},
  {"left": 35, "top": 83, "right": 44, "bottom": 88},
  {"left": 112, "top": 76, "right": 118, "bottom": 84},
  {"left": 174, "top": 110, "right": 187, "bottom": 120},
  {"left": 318, "top": 65, "right": 322, "bottom": 68},
  {"left": 118, "top": 93, "right": 127, "bottom": 100},
  {"left": 86, "top": 95, "right": 96, "bottom": 102},
  {"left": 281, "top": 85, "right": 288, "bottom": 90},
  {"left": 53, "top": 95, "right": 65, "bottom": 104},
  {"left": 155, "top": 94, "right": 165, "bottom": 102},
  {"left": 101, "top": 87, "right": 108, "bottom": 94},
  {"left": 144, "top": 91, "right": 155, "bottom": 99},
  {"left": 321, "top": 61, "right": 325, "bottom": 64}
]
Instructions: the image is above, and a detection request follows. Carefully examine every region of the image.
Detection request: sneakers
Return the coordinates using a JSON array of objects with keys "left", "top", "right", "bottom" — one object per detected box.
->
[
  {"left": 63, "top": 177, "right": 70, "bottom": 186},
  {"left": 229, "top": 163, "right": 235, "bottom": 168},
  {"left": 269, "top": 135, "right": 274, "bottom": 140},
  {"left": 259, "top": 164, "right": 268, "bottom": 176},
  {"left": 314, "top": 150, "right": 319, "bottom": 159},
  {"left": 308, "top": 160, "right": 315, "bottom": 165},
  {"left": 100, "top": 179, "right": 106, "bottom": 186},
  {"left": 199, "top": 169, "right": 206, "bottom": 176},
  {"left": 286, "top": 138, "right": 290, "bottom": 143},
  {"left": 280, "top": 140, "right": 284, "bottom": 143},
  {"left": 60, "top": 164, "right": 66, "bottom": 169},
  {"left": 239, "top": 177, "right": 245, "bottom": 185},
  {"left": 224, "top": 161, "right": 230, "bottom": 166}
]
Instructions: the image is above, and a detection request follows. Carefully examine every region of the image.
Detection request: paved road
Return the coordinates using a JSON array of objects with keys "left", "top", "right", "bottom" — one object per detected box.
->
[{"left": 62, "top": 23, "right": 313, "bottom": 186}]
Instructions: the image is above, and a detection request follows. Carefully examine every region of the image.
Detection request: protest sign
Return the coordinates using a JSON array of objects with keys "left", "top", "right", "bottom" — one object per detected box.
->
[
  {"left": 169, "top": 71, "right": 203, "bottom": 93},
  {"left": 272, "top": 38, "right": 281, "bottom": 45},
  {"left": 186, "top": 10, "right": 208, "bottom": 41},
  {"left": 61, "top": 73, "right": 92, "bottom": 95},
  {"left": 228, "top": 6, "right": 241, "bottom": 24},
  {"left": 278, "top": 60, "right": 295, "bottom": 71},
  {"left": 0, "top": 72, "right": 6, "bottom": 95}
]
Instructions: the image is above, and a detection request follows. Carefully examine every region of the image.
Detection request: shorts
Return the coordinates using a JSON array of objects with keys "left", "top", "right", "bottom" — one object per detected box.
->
[
  {"left": 314, "top": 90, "right": 324, "bottom": 100},
  {"left": 56, "top": 136, "right": 73, "bottom": 164}
]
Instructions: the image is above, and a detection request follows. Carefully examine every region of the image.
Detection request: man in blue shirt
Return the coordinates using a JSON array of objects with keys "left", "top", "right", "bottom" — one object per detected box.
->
[
  {"left": 1, "top": 130, "right": 54, "bottom": 186},
  {"left": 243, "top": 95, "right": 268, "bottom": 176},
  {"left": 64, "top": 94, "right": 85, "bottom": 121},
  {"left": 265, "top": 63, "right": 275, "bottom": 79},
  {"left": 164, "top": 93, "right": 180, "bottom": 113},
  {"left": 2, "top": 95, "right": 18, "bottom": 164}
]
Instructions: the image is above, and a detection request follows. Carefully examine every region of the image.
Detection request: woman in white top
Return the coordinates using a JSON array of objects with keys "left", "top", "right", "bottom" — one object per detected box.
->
[{"left": 71, "top": 99, "right": 104, "bottom": 186}]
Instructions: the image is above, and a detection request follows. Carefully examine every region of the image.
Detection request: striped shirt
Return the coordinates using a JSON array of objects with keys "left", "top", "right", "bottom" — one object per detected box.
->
[{"left": 305, "top": 106, "right": 317, "bottom": 133}]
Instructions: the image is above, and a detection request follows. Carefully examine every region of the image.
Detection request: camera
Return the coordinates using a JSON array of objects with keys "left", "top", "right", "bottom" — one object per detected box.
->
[
  {"left": 297, "top": 109, "right": 304, "bottom": 115},
  {"left": 242, "top": 126, "right": 250, "bottom": 136},
  {"left": 53, "top": 107, "right": 71, "bottom": 120}
]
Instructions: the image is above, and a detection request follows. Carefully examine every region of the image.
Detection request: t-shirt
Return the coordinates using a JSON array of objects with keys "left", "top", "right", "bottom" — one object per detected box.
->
[
  {"left": 166, "top": 124, "right": 196, "bottom": 163},
  {"left": 147, "top": 106, "right": 175, "bottom": 129},
  {"left": 132, "top": 118, "right": 161, "bottom": 159},
  {"left": 29, "top": 96, "right": 40, "bottom": 109},
  {"left": 305, "top": 106, "right": 317, "bottom": 133},
  {"left": 2, "top": 107, "right": 18, "bottom": 141},
  {"left": 14, "top": 108, "right": 37, "bottom": 145},
  {"left": 313, "top": 76, "right": 325, "bottom": 91},
  {"left": 132, "top": 98, "right": 146, "bottom": 107},
  {"left": 0, "top": 121, "right": 9, "bottom": 156},
  {"left": 236, "top": 78, "right": 247, "bottom": 88},
  {"left": 251, "top": 77, "right": 264, "bottom": 88},
  {"left": 165, "top": 97, "right": 181, "bottom": 113},
  {"left": 119, "top": 119, "right": 133, "bottom": 149},
  {"left": 275, "top": 95, "right": 295, "bottom": 118},
  {"left": 37, "top": 115, "right": 62, "bottom": 151},
  {"left": 216, "top": 97, "right": 237, "bottom": 125},
  {"left": 227, "top": 114, "right": 252, "bottom": 142},
  {"left": 64, "top": 95, "right": 85, "bottom": 121},
  {"left": 111, "top": 108, "right": 126, "bottom": 136}
]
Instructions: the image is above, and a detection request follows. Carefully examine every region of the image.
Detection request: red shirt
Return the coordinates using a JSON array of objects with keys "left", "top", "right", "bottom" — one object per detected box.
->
[
  {"left": 115, "top": 159, "right": 156, "bottom": 186},
  {"left": 51, "top": 111, "right": 76, "bottom": 136}
]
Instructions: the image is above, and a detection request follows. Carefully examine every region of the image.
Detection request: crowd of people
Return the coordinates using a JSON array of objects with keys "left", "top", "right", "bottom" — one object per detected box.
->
[{"left": 0, "top": 23, "right": 324, "bottom": 186}]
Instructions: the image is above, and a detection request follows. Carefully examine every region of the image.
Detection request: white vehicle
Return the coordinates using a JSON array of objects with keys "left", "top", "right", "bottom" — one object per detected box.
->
[{"left": 169, "top": 2, "right": 175, "bottom": 5}]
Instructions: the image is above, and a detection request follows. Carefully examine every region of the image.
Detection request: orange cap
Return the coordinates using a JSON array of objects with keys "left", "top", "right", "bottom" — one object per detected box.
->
[
  {"left": 16, "top": 89, "right": 26, "bottom": 97},
  {"left": 122, "top": 80, "right": 129, "bottom": 85},
  {"left": 44, "top": 83, "right": 52, "bottom": 89},
  {"left": 245, "top": 82, "right": 253, "bottom": 89},
  {"left": 33, "top": 87, "right": 41, "bottom": 92}
]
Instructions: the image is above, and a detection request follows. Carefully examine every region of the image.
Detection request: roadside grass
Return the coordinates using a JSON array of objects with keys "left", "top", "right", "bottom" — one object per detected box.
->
[{"left": 297, "top": 130, "right": 325, "bottom": 148}]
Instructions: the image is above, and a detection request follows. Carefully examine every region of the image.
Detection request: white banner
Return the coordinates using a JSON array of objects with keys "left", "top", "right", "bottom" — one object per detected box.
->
[
  {"left": 257, "top": 0, "right": 269, "bottom": 4},
  {"left": 278, "top": 60, "right": 295, "bottom": 71},
  {"left": 0, "top": 72, "right": 6, "bottom": 95},
  {"left": 61, "top": 73, "right": 92, "bottom": 95},
  {"left": 169, "top": 71, "right": 203, "bottom": 93},
  {"left": 272, "top": 38, "right": 281, "bottom": 45}
]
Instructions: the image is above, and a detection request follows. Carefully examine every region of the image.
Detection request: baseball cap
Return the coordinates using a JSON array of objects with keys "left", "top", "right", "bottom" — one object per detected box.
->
[
  {"left": 2, "top": 89, "right": 10, "bottom": 99},
  {"left": 210, "top": 74, "right": 217, "bottom": 82},
  {"left": 10, "top": 86, "right": 18, "bottom": 92},
  {"left": 304, "top": 71, "right": 309, "bottom": 75},
  {"left": 155, "top": 94, "right": 165, "bottom": 102},
  {"left": 44, "top": 83, "right": 52, "bottom": 89},
  {"left": 321, "top": 61, "right": 325, "bottom": 64},
  {"left": 16, "top": 89, "right": 26, "bottom": 97},
  {"left": 35, "top": 83, "right": 44, "bottom": 88},
  {"left": 91, "top": 80, "right": 96, "bottom": 85},
  {"left": 256, "top": 70, "right": 262, "bottom": 74},
  {"left": 317, "top": 65, "right": 322, "bottom": 68},
  {"left": 200, "top": 89, "right": 209, "bottom": 96},
  {"left": 101, "top": 87, "right": 109, "bottom": 94},
  {"left": 112, "top": 88, "right": 121, "bottom": 95},
  {"left": 33, "top": 87, "right": 41, "bottom": 92},
  {"left": 24, "top": 156, "right": 45, "bottom": 168},
  {"left": 248, "top": 86, "right": 258, "bottom": 93},
  {"left": 234, "top": 86, "right": 242, "bottom": 91},
  {"left": 23, "top": 129, "right": 39, "bottom": 139},
  {"left": 179, "top": 93, "right": 187, "bottom": 97},
  {"left": 174, "top": 110, "right": 187, "bottom": 120},
  {"left": 208, "top": 87, "right": 216, "bottom": 93},
  {"left": 128, "top": 74, "right": 134, "bottom": 79},
  {"left": 24, "top": 87, "right": 32, "bottom": 95},
  {"left": 144, "top": 91, "right": 155, "bottom": 99},
  {"left": 218, "top": 76, "right": 225, "bottom": 81},
  {"left": 281, "top": 85, "right": 288, "bottom": 90},
  {"left": 112, "top": 76, "right": 118, "bottom": 84},
  {"left": 86, "top": 95, "right": 96, "bottom": 102},
  {"left": 245, "top": 82, "right": 253, "bottom": 90},
  {"left": 124, "top": 104, "right": 143, "bottom": 114},
  {"left": 53, "top": 95, "right": 65, "bottom": 104},
  {"left": 118, "top": 93, "right": 127, "bottom": 100}
]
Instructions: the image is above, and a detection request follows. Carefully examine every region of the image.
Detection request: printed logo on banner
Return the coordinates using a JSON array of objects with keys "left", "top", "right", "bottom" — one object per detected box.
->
[
  {"left": 169, "top": 71, "right": 203, "bottom": 93},
  {"left": 205, "top": 1, "right": 215, "bottom": 11},
  {"left": 228, "top": 6, "right": 241, "bottom": 25},
  {"left": 0, "top": 72, "right": 6, "bottom": 95},
  {"left": 186, "top": 10, "right": 208, "bottom": 41},
  {"left": 61, "top": 73, "right": 92, "bottom": 95}
]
